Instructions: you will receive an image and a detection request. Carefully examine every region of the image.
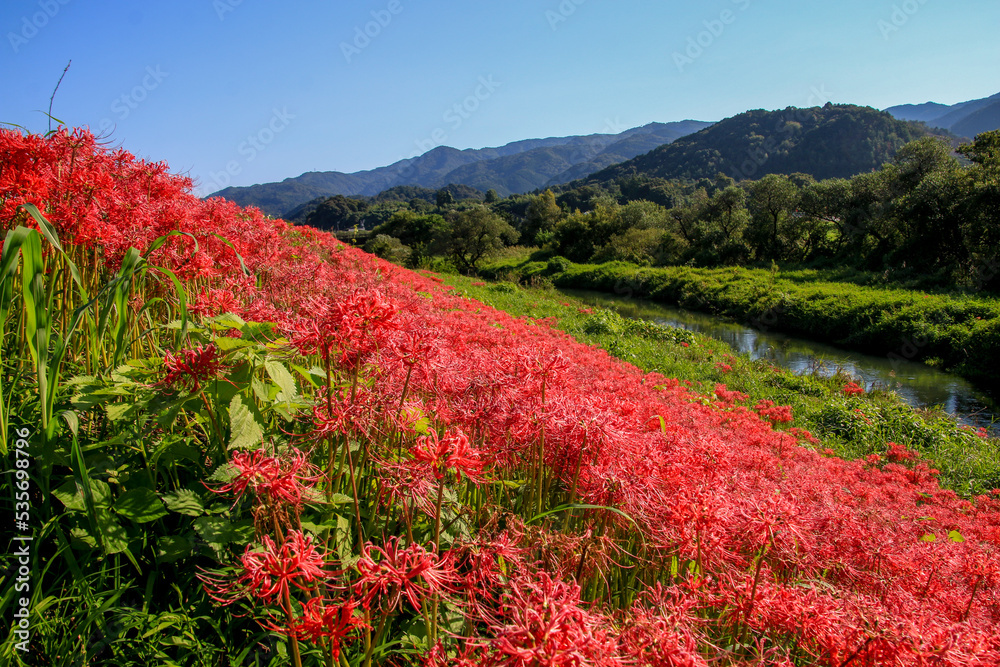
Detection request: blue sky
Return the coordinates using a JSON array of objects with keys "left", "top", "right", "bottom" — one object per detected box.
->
[{"left": 2, "top": 0, "right": 997, "bottom": 196}]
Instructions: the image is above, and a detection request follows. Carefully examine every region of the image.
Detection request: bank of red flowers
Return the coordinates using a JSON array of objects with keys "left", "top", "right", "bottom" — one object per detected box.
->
[{"left": 3, "top": 128, "right": 1000, "bottom": 665}]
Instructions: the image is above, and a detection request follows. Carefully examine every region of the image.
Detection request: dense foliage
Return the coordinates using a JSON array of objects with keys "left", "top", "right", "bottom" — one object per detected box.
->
[
  {"left": 583, "top": 104, "right": 936, "bottom": 184},
  {"left": 2, "top": 128, "right": 1000, "bottom": 666}
]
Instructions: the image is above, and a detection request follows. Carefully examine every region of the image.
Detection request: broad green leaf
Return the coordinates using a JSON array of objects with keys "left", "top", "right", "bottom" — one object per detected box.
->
[
  {"left": 96, "top": 508, "right": 130, "bottom": 554},
  {"left": 194, "top": 516, "right": 254, "bottom": 552},
  {"left": 207, "top": 312, "right": 246, "bottom": 331},
  {"left": 53, "top": 478, "right": 112, "bottom": 511},
  {"left": 105, "top": 402, "right": 138, "bottom": 422},
  {"left": 265, "top": 359, "right": 298, "bottom": 402},
  {"left": 920, "top": 533, "right": 936, "bottom": 542},
  {"left": 69, "top": 527, "right": 97, "bottom": 548},
  {"left": 227, "top": 394, "right": 264, "bottom": 450},
  {"left": 114, "top": 487, "right": 168, "bottom": 523},
  {"left": 156, "top": 535, "right": 194, "bottom": 563},
  {"left": 948, "top": 530, "right": 965, "bottom": 543},
  {"left": 213, "top": 335, "right": 256, "bottom": 351},
  {"left": 162, "top": 489, "right": 205, "bottom": 516},
  {"left": 335, "top": 514, "right": 356, "bottom": 568}
]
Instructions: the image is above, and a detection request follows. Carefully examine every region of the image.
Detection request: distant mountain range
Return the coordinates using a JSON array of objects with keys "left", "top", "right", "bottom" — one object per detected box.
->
[
  {"left": 211, "top": 91, "right": 1000, "bottom": 219},
  {"left": 578, "top": 104, "right": 935, "bottom": 186},
  {"left": 885, "top": 91, "right": 1000, "bottom": 139},
  {"left": 210, "top": 120, "right": 712, "bottom": 217}
]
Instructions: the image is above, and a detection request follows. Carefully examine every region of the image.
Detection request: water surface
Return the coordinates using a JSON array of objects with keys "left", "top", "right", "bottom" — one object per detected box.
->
[{"left": 563, "top": 288, "right": 1000, "bottom": 432}]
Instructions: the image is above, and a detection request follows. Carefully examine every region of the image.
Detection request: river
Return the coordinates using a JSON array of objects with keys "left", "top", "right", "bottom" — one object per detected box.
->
[{"left": 562, "top": 288, "right": 1000, "bottom": 432}]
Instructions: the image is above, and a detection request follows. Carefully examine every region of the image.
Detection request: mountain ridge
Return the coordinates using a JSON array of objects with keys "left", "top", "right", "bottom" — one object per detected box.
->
[{"left": 207, "top": 120, "right": 712, "bottom": 217}]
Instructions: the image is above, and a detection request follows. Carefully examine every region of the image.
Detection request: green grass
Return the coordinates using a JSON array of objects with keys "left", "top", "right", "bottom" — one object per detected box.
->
[{"left": 442, "top": 273, "right": 1000, "bottom": 497}]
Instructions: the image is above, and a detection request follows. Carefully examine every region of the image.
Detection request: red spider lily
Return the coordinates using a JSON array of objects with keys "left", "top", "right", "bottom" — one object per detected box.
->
[
  {"left": 411, "top": 428, "right": 485, "bottom": 484},
  {"left": 209, "top": 448, "right": 321, "bottom": 507},
  {"left": 354, "top": 538, "right": 460, "bottom": 612},
  {"left": 843, "top": 381, "right": 865, "bottom": 396},
  {"left": 714, "top": 384, "right": 749, "bottom": 406},
  {"left": 753, "top": 399, "right": 794, "bottom": 424},
  {"left": 10, "top": 127, "right": 1000, "bottom": 664},
  {"left": 159, "top": 343, "right": 224, "bottom": 391},
  {"left": 274, "top": 596, "right": 367, "bottom": 652},
  {"left": 205, "top": 530, "right": 333, "bottom": 606},
  {"left": 482, "top": 571, "right": 622, "bottom": 667},
  {"left": 885, "top": 441, "right": 919, "bottom": 464}
]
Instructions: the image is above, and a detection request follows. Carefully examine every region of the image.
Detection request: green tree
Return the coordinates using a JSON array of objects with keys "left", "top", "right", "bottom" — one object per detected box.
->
[
  {"left": 371, "top": 211, "right": 448, "bottom": 267},
  {"left": 364, "top": 234, "right": 412, "bottom": 265},
  {"left": 522, "top": 189, "right": 562, "bottom": 245},
  {"left": 443, "top": 207, "right": 519, "bottom": 273},
  {"left": 484, "top": 188, "right": 500, "bottom": 204},
  {"left": 748, "top": 174, "right": 799, "bottom": 259},
  {"left": 435, "top": 188, "right": 455, "bottom": 209}
]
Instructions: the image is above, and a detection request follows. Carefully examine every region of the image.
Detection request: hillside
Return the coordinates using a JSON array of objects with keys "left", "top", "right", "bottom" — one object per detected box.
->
[
  {"left": 4, "top": 127, "right": 1000, "bottom": 665},
  {"left": 209, "top": 120, "right": 711, "bottom": 217},
  {"left": 886, "top": 91, "right": 1000, "bottom": 137},
  {"left": 580, "top": 104, "right": 933, "bottom": 185}
]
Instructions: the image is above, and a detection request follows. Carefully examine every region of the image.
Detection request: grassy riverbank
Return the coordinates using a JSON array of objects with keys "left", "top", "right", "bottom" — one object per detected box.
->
[
  {"left": 481, "top": 252, "right": 1000, "bottom": 387},
  {"left": 442, "top": 272, "right": 1000, "bottom": 496}
]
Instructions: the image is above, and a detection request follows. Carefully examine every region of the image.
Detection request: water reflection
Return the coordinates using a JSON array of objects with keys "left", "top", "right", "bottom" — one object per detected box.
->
[{"left": 563, "top": 289, "right": 999, "bottom": 432}]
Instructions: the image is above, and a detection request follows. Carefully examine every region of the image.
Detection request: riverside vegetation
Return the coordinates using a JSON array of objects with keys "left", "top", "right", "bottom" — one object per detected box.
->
[
  {"left": 2, "top": 128, "right": 1000, "bottom": 666},
  {"left": 480, "top": 254, "right": 1000, "bottom": 386}
]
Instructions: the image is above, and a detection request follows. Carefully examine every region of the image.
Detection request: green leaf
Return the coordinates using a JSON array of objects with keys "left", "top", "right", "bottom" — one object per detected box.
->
[
  {"left": 948, "top": 530, "right": 965, "bottom": 543},
  {"left": 265, "top": 359, "right": 298, "bottom": 402},
  {"left": 227, "top": 394, "right": 264, "bottom": 450},
  {"left": 213, "top": 335, "right": 257, "bottom": 352},
  {"left": 105, "top": 402, "right": 138, "bottom": 422},
  {"left": 207, "top": 312, "right": 246, "bottom": 331},
  {"left": 53, "top": 478, "right": 112, "bottom": 511},
  {"left": 920, "top": 533, "right": 937, "bottom": 542},
  {"left": 156, "top": 535, "right": 194, "bottom": 563},
  {"left": 194, "top": 516, "right": 254, "bottom": 552},
  {"left": 335, "top": 514, "right": 356, "bottom": 568},
  {"left": 96, "top": 508, "right": 130, "bottom": 554},
  {"left": 162, "top": 489, "right": 206, "bottom": 516},
  {"left": 114, "top": 487, "right": 168, "bottom": 523}
]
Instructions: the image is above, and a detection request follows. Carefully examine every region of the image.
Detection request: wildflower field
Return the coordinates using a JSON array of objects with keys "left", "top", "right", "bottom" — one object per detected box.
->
[{"left": 2, "top": 128, "right": 1000, "bottom": 666}]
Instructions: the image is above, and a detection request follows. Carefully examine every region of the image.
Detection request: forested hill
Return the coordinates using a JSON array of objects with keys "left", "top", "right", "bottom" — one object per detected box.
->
[{"left": 580, "top": 104, "right": 936, "bottom": 185}]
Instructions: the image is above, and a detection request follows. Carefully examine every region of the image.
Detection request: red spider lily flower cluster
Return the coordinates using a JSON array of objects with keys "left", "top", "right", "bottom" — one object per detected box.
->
[
  {"left": 753, "top": 399, "right": 794, "bottom": 424},
  {"left": 885, "top": 441, "right": 920, "bottom": 464},
  {"left": 210, "top": 448, "right": 321, "bottom": 507},
  {"left": 714, "top": 383, "right": 749, "bottom": 406},
  {"left": 411, "top": 428, "right": 484, "bottom": 483},
  {"left": 354, "top": 538, "right": 460, "bottom": 612},
  {"left": 276, "top": 597, "right": 367, "bottom": 653},
  {"left": 9, "top": 128, "right": 1000, "bottom": 665},
  {"left": 842, "top": 381, "right": 865, "bottom": 396},
  {"left": 159, "top": 343, "right": 224, "bottom": 392},
  {"left": 204, "top": 530, "right": 332, "bottom": 605},
  {"left": 481, "top": 571, "right": 621, "bottom": 667}
]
